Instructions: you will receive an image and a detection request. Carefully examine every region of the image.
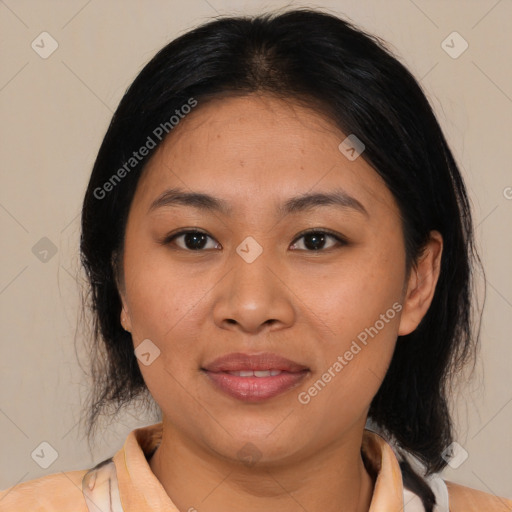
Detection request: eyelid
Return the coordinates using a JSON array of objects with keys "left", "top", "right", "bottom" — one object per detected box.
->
[
  {"left": 161, "top": 227, "right": 209, "bottom": 243},
  {"left": 290, "top": 228, "right": 348, "bottom": 247},
  {"left": 161, "top": 228, "right": 219, "bottom": 249}
]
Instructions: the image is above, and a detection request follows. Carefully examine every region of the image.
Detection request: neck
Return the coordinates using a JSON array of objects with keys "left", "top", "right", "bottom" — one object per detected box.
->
[{"left": 149, "top": 423, "right": 375, "bottom": 512}]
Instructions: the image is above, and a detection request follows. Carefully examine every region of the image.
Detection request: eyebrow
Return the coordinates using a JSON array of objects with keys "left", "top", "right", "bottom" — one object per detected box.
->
[{"left": 148, "top": 187, "right": 368, "bottom": 217}]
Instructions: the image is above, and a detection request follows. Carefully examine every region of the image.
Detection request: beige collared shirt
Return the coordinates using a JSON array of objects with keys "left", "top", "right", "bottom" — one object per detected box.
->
[{"left": 1, "top": 422, "right": 511, "bottom": 511}]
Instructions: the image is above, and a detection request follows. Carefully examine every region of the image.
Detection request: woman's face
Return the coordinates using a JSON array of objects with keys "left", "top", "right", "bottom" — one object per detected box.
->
[{"left": 119, "top": 94, "right": 439, "bottom": 465}]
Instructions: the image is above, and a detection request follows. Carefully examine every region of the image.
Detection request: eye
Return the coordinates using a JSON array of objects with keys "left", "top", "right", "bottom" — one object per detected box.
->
[
  {"left": 289, "top": 229, "right": 347, "bottom": 251},
  {"left": 162, "top": 228, "right": 347, "bottom": 252},
  {"left": 164, "top": 229, "right": 221, "bottom": 251}
]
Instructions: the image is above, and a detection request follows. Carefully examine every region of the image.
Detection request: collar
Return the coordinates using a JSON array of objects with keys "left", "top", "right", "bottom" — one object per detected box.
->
[{"left": 82, "top": 422, "right": 446, "bottom": 512}]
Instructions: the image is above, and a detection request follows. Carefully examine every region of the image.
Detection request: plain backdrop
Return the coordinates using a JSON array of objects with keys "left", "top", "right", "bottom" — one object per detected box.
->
[{"left": 1, "top": 0, "right": 511, "bottom": 499}]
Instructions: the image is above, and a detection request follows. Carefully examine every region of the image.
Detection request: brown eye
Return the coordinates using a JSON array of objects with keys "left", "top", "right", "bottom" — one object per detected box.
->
[
  {"left": 165, "top": 230, "right": 221, "bottom": 251},
  {"left": 290, "top": 230, "right": 347, "bottom": 251}
]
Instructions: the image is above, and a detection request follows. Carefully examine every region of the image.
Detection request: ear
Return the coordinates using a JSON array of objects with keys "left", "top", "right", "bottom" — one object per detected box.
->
[
  {"left": 398, "top": 231, "right": 443, "bottom": 336},
  {"left": 112, "top": 249, "right": 132, "bottom": 333},
  {"left": 120, "top": 299, "right": 133, "bottom": 333}
]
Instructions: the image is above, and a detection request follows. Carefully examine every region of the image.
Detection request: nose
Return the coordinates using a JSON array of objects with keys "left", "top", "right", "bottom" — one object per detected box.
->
[{"left": 212, "top": 245, "right": 296, "bottom": 334}]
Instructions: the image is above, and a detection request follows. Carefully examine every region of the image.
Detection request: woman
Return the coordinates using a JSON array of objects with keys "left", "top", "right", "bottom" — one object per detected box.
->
[{"left": 1, "top": 8, "right": 510, "bottom": 512}]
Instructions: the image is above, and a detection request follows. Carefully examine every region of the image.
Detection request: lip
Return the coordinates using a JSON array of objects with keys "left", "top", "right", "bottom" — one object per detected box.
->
[
  {"left": 202, "top": 352, "right": 309, "bottom": 402},
  {"left": 203, "top": 352, "right": 309, "bottom": 373}
]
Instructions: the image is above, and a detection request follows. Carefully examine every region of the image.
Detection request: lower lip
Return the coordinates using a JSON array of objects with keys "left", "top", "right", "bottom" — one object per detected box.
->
[{"left": 203, "top": 371, "right": 308, "bottom": 402}]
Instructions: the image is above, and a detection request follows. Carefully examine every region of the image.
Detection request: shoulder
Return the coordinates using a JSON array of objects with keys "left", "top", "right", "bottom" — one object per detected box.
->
[
  {"left": 446, "top": 480, "right": 512, "bottom": 511},
  {"left": 0, "top": 469, "right": 88, "bottom": 511}
]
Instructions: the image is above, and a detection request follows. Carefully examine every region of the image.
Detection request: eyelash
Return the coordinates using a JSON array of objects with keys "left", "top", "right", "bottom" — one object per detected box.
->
[{"left": 161, "top": 228, "right": 348, "bottom": 252}]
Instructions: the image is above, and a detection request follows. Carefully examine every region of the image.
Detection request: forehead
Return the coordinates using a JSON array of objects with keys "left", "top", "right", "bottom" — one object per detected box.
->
[{"left": 133, "top": 94, "right": 399, "bottom": 220}]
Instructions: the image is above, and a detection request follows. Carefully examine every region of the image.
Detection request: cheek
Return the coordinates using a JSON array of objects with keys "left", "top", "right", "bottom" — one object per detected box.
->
[
  {"left": 306, "top": 242, "right": 405, "bottom": 344},
  {"left": 122, "top": 244, "right": 213, "bottom": 384},
  {"left": 297, "top": 298, "right": 401, "bottom": 432},
  {"left": 295, "top": 242, "right": 404, "bottom": 413},
  {"left": 122, "top": 252, "right": 208, "bottom": 413},
  {"left": 124, "top": 239, "right": 201, "bottom": 328}
]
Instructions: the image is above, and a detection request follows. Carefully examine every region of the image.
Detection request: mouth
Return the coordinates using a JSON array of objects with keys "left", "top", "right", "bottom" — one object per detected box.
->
[{"left": 202, "top": 352, "right": 309, "bottom": 402}]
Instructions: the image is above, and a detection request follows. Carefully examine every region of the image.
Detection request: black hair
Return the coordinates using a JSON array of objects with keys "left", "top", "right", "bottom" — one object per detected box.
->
[{"left": 79, "top": 9, "right": 481, "bottom": 510}]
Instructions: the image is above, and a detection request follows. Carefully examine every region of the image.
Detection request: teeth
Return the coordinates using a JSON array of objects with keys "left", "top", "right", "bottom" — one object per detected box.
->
[{"left": 227, "top": 370, "right": 283, "bottom": 377}]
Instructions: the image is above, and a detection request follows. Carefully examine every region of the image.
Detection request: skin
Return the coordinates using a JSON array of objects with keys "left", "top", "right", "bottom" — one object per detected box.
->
[{"left": 118, "top": 94, "right": 443, "bottom": 512}]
